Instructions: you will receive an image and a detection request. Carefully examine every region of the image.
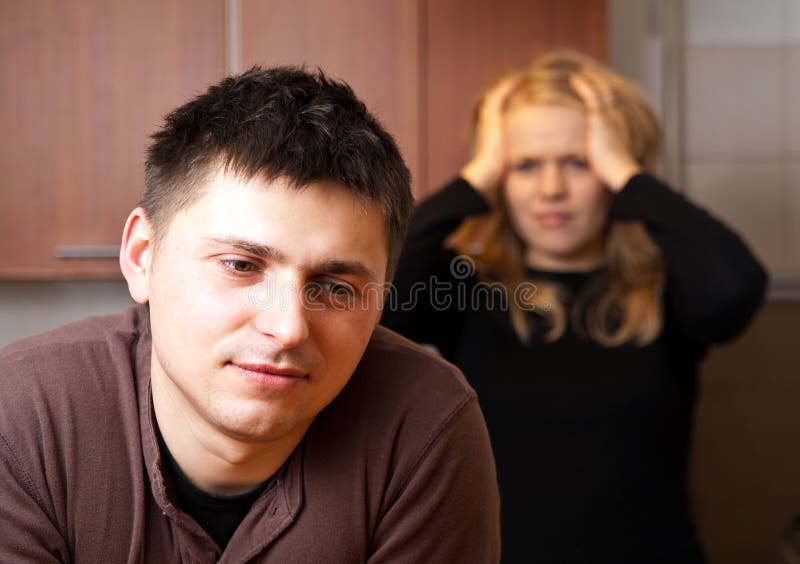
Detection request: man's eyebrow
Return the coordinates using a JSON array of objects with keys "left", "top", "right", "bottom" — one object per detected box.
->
[
  {"left": 315, "top": 260, "right": 379, "bottom": 283},
  {"left": 206, "top": 237, "right": 287, "bottom": 262},
  {"left": 205, "top": 237, "right": 380, "bottom": 281}
]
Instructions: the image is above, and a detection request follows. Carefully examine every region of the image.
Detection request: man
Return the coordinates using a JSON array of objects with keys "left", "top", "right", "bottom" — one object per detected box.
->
[
  {"left": 0, "top": 67, "right": 500, "bottom": 563},
  {"left": 779, "top": 515, "right": 800, "bottom": 564}
]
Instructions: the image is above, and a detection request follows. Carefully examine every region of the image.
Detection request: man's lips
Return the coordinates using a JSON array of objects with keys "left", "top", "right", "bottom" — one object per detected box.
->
[
  {"left": 229, "top": 362, "right": 308, "bottom": 389},
  {"left": 231, "top": 362, "right": 307, "bottom": 378}
]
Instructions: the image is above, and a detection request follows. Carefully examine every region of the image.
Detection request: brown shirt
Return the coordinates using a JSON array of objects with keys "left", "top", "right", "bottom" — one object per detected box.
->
[{"left": 0, "top": 306, "right": 500, "bottom": 563}]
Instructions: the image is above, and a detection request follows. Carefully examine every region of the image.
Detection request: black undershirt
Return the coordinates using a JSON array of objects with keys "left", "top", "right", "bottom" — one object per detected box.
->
[{"left": 156, "top": 428, "right": 271, "bottom": 550}]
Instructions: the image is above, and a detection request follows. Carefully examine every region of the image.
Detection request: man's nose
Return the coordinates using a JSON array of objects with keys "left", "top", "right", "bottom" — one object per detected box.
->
[{"left": 252, "top": 280, "right": 310, "bottom": 349}]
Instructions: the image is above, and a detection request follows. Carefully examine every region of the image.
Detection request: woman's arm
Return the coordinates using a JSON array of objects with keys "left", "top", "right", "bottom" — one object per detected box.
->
[
  {"left": 571, "top": 73, "right": 768, "bottom": 344},
  {"left": 382, "top": 76, "right": 519, "bottom": 352},
  {"left": 381, "top": 178, "right": 490, "bottom": 353},
  {"left": 610, "top": 173, "right": 768, "bottom": 343}
]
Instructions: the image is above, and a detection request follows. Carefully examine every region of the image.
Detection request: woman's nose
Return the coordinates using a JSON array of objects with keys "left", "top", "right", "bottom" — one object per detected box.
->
[{"left": 538, "top": 163, "right": 567, "bottom": 200}]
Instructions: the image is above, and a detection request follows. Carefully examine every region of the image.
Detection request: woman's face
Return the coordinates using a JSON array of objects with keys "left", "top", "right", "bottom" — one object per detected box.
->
[{"left": 503, "top": 103, "right": 611, "bottom": 271}]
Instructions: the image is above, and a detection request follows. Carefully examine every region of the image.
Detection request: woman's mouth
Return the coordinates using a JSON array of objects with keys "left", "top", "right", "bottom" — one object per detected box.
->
[{"left": 536, "top": 212, "right": 572, "bottom": 228}]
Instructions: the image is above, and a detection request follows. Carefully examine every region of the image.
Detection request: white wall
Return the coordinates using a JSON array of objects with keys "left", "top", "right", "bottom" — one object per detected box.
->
[
  {"left": 682, "top": 0, "right": 800, "bottom": 286},
  {"left": 0, "top": 281, "right": 133, "bottom": 346},
  {"left": 611, "top": 0, "right": 800, "bottom": 298}
]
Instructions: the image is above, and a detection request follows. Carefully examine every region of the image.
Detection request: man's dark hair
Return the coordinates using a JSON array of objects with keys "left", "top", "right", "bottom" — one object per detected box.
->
[{"left": 142, "top": 65, "right": 412, "bottom": 276}]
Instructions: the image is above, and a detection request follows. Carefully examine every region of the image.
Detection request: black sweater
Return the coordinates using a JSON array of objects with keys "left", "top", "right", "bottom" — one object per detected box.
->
[{"left": 381, "top": 174, "right": 767, "bottom": 564}]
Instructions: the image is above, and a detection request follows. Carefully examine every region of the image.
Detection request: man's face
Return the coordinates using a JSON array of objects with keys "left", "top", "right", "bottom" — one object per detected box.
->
[{"left": 143, "top": 170, "right": 388, "bottom": 445}]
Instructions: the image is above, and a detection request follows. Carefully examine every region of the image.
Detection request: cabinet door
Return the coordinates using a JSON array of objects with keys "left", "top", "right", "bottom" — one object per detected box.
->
[
  {"left": 239, "top": 0, "right": 422, "bottom": 194},
  {"left": 239, "top": 0, "right": 605, "bottom": 198},
  {"left": 0, "top": 0, "right": 225, "bottom": 278}
]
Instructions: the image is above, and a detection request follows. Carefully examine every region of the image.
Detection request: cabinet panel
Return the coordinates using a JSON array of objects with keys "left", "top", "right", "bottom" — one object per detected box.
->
[
  {"left": 0, "top": 0, "right": 225, "bottom": 278},
  {"left": 240, "top": 0, "right": 421, "bottom": 194}
]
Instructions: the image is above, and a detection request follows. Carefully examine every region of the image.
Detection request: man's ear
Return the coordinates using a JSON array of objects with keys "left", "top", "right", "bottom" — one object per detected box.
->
[{"left": 120, "top": 207, "right": 154, "bottom": 304}]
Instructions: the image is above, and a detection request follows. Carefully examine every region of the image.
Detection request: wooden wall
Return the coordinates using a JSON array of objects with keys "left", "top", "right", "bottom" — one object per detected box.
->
[
  {"left": 692, "top": 301, "right": 800, "bottom": 564},
  {"left": 0, "top": 0, "right": 605, "bottom": 279}
]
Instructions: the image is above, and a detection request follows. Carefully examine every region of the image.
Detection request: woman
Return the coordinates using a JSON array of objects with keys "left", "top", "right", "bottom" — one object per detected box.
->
[{"left": 381, "top": 52, "right": 767, "bottom": 563}]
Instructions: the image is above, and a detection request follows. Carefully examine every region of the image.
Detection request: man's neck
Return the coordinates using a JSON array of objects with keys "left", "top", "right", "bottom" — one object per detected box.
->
[{"left": 150, "top": 367, "right": 306, "bottom": 496}]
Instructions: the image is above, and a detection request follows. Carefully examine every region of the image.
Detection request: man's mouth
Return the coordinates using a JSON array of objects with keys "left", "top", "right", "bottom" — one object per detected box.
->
[{"left": 229, "top": 361, "right": 308, "bottom": 389}]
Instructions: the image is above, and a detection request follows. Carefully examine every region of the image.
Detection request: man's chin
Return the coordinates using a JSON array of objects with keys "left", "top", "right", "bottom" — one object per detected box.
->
[{"left": 212, "top": 407, "right": 308, "bottom": 445}]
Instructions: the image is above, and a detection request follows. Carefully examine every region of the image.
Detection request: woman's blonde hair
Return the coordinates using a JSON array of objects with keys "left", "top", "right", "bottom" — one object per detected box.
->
[{"left": 450, "top": 51, "right": 665, "bottom": 346}]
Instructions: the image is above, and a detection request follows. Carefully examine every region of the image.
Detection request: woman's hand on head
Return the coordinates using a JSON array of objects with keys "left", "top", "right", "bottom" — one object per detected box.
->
[
  {"left": 460, "top": 74, "right": 521, "bottom": 199},
  {"left": 569, "top": 74, "right": 642, "bottom": 193}
]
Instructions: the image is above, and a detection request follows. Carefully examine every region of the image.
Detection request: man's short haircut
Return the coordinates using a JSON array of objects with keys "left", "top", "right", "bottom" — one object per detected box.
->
[{"left": 142, "top": 65, "right": 412, "bottom": 277}]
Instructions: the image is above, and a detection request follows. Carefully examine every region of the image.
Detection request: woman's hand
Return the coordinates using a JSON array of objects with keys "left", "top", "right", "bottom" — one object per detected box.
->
[
  {"left": 569, "top": 74, "right": 642, "bottom": 193},
  {"left": 460, "top": 74, "right": 522, "bottom": 199}
]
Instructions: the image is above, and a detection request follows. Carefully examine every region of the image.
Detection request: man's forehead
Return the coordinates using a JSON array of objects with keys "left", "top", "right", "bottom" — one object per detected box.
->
[
  {"left": 198, "top": 168, "right": 375, "bottom": 211},
  {"left": 160, "top": 173, "right": 387, "bottom": 275}
]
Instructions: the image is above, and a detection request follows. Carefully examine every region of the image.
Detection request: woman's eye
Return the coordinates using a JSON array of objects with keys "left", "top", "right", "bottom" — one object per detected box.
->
[
  {"left": 567, "top": 157, "right": 589, "bottom": 169},
  {"left": 513, "top": 159, "right": 539, "bottom": 172}
]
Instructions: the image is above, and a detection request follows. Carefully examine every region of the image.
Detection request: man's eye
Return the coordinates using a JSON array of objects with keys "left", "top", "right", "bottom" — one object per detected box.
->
[
  {"left": 221, "top": 259, "right": 259, "bottom": 273},
  {"left": 322, "top": 281, "right": 355, "bottom": 298},
  {"left": 304, "top": 280, "right": 356, "bottom": 308}
]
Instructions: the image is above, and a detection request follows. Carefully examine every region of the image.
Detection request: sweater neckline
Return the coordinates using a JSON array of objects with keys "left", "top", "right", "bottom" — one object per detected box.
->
[
  {"left": 524, "top": 266, "right": 604, "bottom": 278},
  {"left": 523, "top": 266, "right": 605, "bottom": 294}
]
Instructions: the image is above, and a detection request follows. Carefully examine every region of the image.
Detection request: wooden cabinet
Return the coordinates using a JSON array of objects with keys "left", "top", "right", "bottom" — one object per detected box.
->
[
  {"left": 241, "top": 0, "right": 422, "bottom": 196},
  {"left": 0, "top": 0, "right": 605, "bottom": 279},
  {"left": 0, "top": 0, "right": 225, "bottom": 278},
  {"left": 240, "top": 0, "right": 606, "bottom": 198}
]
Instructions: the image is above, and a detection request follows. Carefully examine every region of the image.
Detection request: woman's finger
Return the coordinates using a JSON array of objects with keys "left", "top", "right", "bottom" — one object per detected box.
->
[
  {"left": 569, "top": 74, "right": 601, "bottom": 112},
  {"left": 481, "top": 73, "right": 524, "bottom": 115},
  {"left": 570, "top": 72, "right": 617, "bottom": 114},
  {"left": 462, "top": 74, "right": 523, "bottom": 193}
]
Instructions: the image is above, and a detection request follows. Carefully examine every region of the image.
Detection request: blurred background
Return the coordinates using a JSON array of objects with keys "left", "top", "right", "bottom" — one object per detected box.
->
[{"left": 0, "top": 1, "right": 798, "bottom": 562}]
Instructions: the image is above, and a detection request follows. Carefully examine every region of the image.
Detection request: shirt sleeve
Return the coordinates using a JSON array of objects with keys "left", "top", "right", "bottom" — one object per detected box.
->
[
  {"left": 608, "top": 173, "right": 768, "bottom": 343},
  {"left": 366, "top": 397, "right": 501, "bottom": 564},
  {"left": 381, "top": 178, "right": 491, "bottom": 354},
  {"left": 0, "top": 433, "right": 69, "bottom": 563}
]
